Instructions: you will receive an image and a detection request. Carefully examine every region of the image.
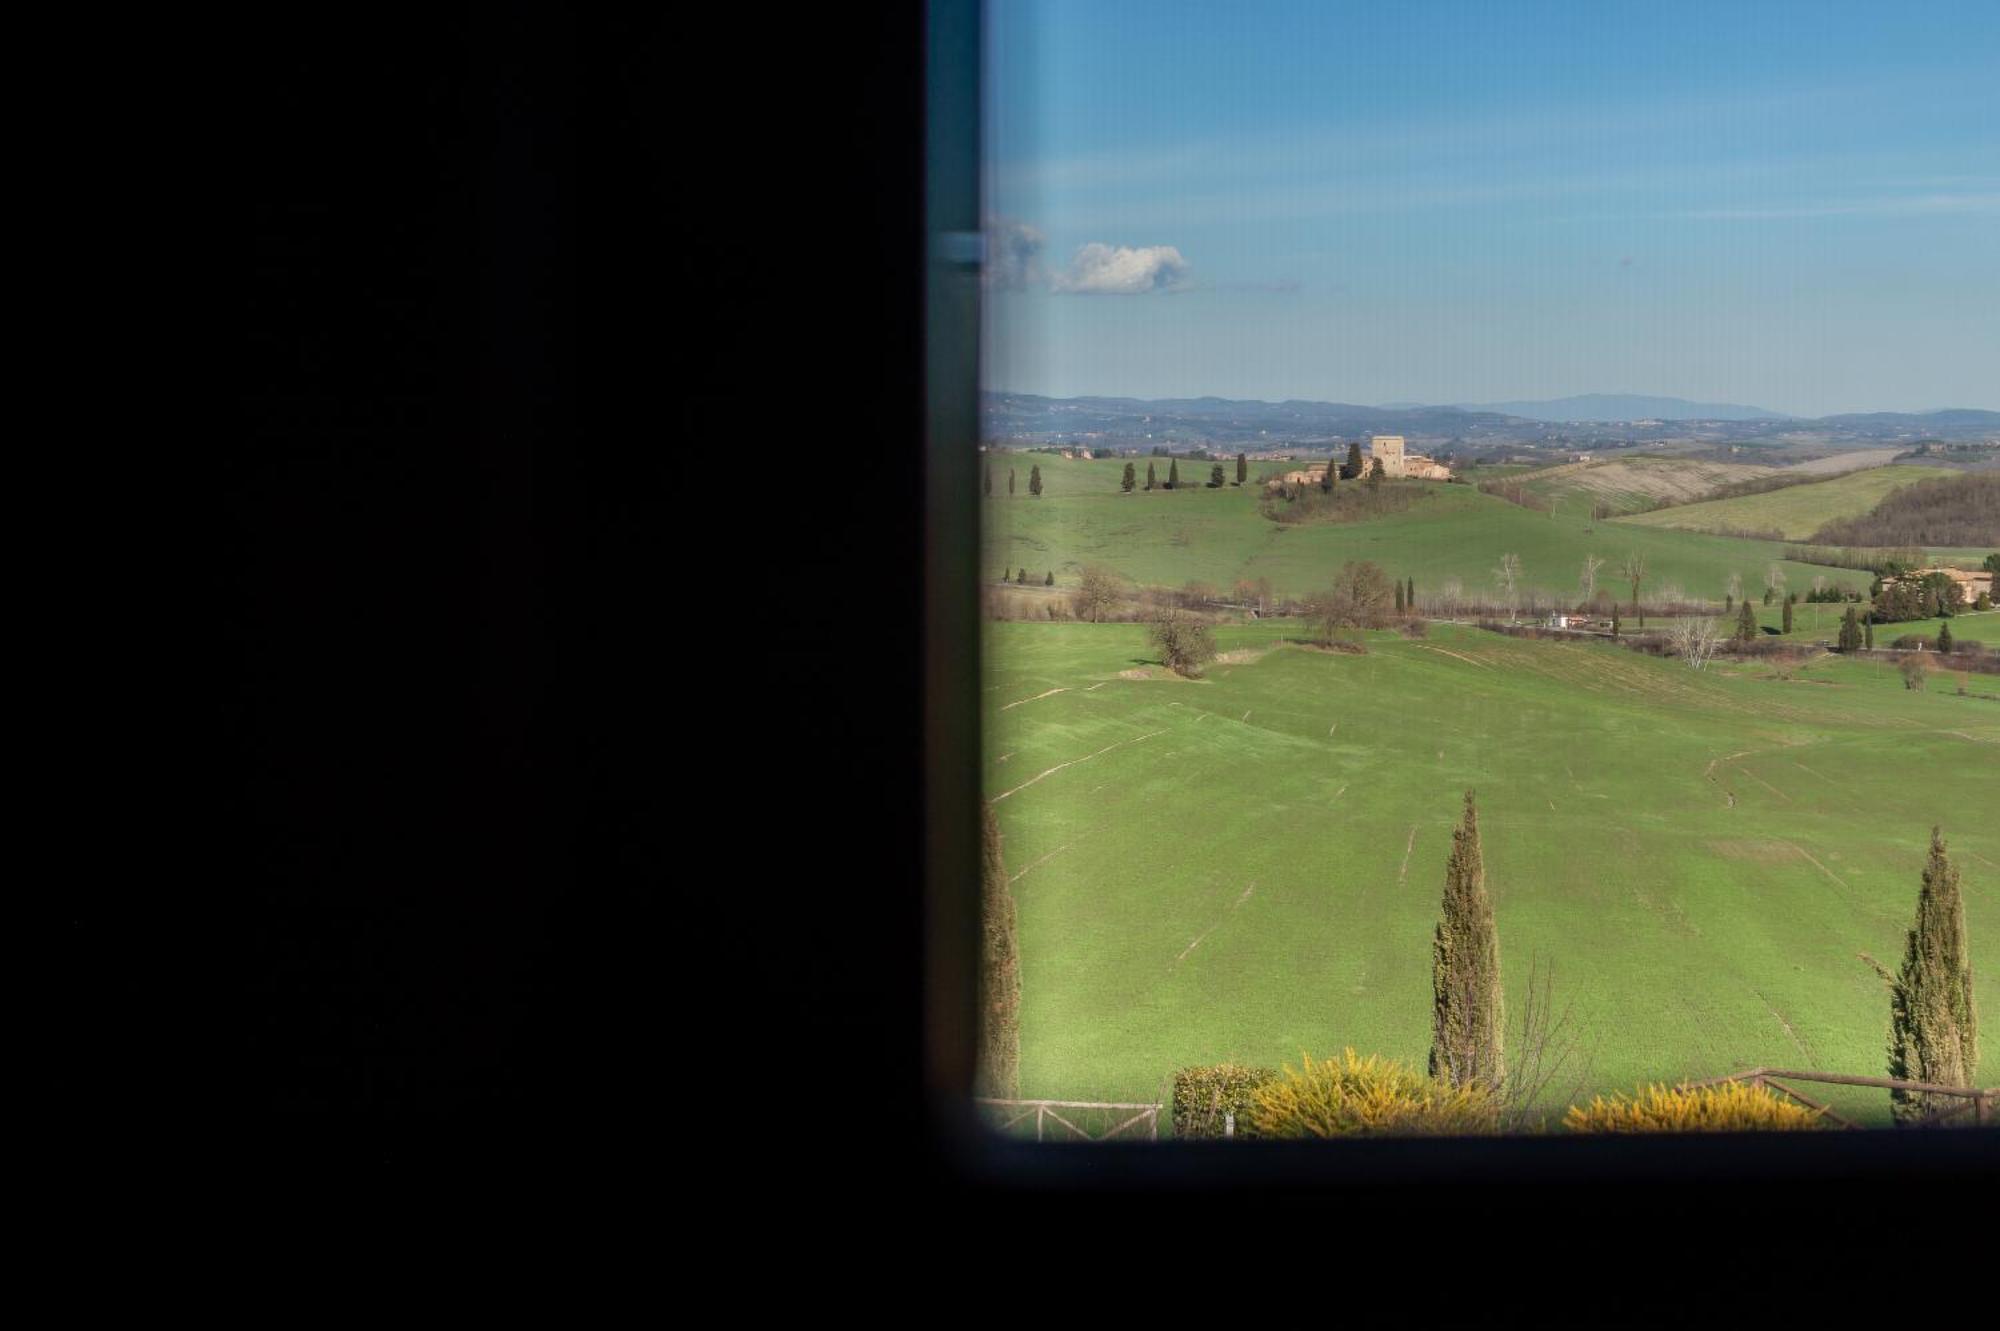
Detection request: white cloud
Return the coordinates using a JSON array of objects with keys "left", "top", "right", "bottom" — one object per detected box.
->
[{"left": 1050, "top": 242, "right": 1191, "bottom": 294}]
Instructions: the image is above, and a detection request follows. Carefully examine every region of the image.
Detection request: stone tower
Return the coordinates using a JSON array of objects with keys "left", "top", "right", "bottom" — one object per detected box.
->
[{"left": 1369, "top": 434, "right": 1407, "bottom": 478}]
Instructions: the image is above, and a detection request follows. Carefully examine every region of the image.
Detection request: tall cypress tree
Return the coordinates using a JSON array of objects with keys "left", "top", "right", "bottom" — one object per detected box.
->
[
  {"left": 1145, "top": 462, "right": 1157, "bottom": 491},
  {"left": 1344, "top": 441, "right": 1364, "bottom": 480},
  {"left": 1839, "top": 605, "right": 1862, "bottom": 652},
  {"left": 1029, "top": 464, "right": 1043, "bottom": 497},
  {"left": 1736, "top": 599, "right": 1758, "bottom": 644},
  {"left": 1320, "top": 457, "right": 1334, "bottom": 493},
  {"left": 1887, "top": 828, "right": 1978, "bottom": 1123},
  {"left": 1430, "top": 791, "right": 1505, "bottom": 1090},
  {"left": 1395, "top": 581, "right": 1406, "bottom": 613},
  {"left": 1782, "top": 597, "right": 1794, "bottom": 634},
  {"left": 1167, "top": 459, "right": 1179, "bottom": 490},
  {"left": 1407, "top": 577, "right": 1416, "bottom": 611},
  {"left": 1236, "top": 452, "right": 1247, "bottom": 485},
  {"left": 1938, "top": 622, "right": 1954, "bottom": 654},
  {"left": 1008, "top": 468, "right": 1016, "bottom": 496},
  {"left": 978, "top": 802, "right": 1022, "bottom": 1100},
  {"left": 1122, "top": 462, "right": 1136, "bottom": 492}
]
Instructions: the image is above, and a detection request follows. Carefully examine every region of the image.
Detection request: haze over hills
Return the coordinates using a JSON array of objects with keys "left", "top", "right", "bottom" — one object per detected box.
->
[
  {"left": 983, "top": 391, "right": 2000, "bottom": 451},
  {"left": 1450, "top": 394, "right": 1791, "bottom": 422}
]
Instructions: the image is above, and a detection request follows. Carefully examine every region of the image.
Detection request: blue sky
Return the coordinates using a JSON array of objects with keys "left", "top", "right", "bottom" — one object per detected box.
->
[{"left": 981, "top": 1, "right": 1999, "bottom": 415}]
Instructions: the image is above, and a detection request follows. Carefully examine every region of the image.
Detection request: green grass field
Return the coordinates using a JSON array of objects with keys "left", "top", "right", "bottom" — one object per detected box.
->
[
  {"left": 1615, "top": 464, "right": 1960, "bottom": 540},
  {"left": 982, "top": 456, "right": 1876, "bottom": 604},
  {"left": 1507, "top": 456, "right": 1777, "bottom": 515},
  {"left": 985, "top": 619, "right": 2000, "bottom": 1126}
]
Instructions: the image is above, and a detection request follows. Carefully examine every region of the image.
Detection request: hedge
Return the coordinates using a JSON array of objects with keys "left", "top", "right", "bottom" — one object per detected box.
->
[{"left": 1171, "top": 1063, "right": 1277, "bottom": 1138}]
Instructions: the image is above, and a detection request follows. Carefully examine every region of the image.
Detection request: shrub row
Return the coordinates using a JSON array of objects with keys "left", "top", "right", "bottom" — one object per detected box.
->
[{"left": 1172, "top": 1055, "right": 1828, "bottom": 1137}]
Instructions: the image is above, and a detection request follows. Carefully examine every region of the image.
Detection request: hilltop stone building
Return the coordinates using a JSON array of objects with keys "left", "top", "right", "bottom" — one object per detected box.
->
[
  {"left": 1269, "top": 437, "right": 1453, "bottom": 490},
  {"left": 1366, "top": 435, "right": 1454, "bottom": 480}
]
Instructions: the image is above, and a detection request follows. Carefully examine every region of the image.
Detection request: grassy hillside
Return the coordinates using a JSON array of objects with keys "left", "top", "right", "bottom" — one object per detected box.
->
[
  {"left": 1616, "top": 464, "right": 1960, "bottom": 540},
  {"left": 1508, "top": 456, "right": 1777, "bottom": 515},
  {"left": 983, "top": 457, "right": 1873, "bottom": 604},
  {"left": 985, "top": 619, "right": 2000, "bottom": 1124}
]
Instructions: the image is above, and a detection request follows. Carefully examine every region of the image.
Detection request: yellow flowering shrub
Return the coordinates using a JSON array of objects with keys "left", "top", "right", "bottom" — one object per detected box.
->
[
  {"left": 1563, "top": 1081, "right": 1826, "bottom": 1133},
  {"left": 1245, "top": 1049, "right": 1501, "bottom": 1138}
]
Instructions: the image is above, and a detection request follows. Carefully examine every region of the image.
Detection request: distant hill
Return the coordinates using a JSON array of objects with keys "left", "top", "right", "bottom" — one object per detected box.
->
[
  {"left": 1816, "top": 409, "right": 2000, "bottom": 428},
  {"left": 981, "top": 392, "right": 2000, "bottom": 449},
  {"left": 981, "top": 393, "right": 1525, "bottom": 446},
  {"left": 1455, "top": 394, "right": 1790, "bottom": 422}
]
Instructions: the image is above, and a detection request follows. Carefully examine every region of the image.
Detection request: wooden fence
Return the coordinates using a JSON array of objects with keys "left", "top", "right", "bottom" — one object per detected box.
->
[
  {"left": 1682, "top": 1067, "right": 1997, "bottom": 1129},
  {"left": 975, "top": 1098, "right": 1162, "bottom": 1141}
]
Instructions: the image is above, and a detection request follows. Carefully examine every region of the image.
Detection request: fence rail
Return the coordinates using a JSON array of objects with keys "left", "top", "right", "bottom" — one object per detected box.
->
[
  {"left": 975, "top": 1098, "right": 1162, "bottom": 1141},
  {"left": 1683, "top": 1067, "right": 1997, "bottom": 1128}
]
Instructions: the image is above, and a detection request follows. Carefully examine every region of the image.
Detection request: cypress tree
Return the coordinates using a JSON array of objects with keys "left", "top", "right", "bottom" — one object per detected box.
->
[
  {"left": 1009, "top": 468, "right": 1016, "bottom": 496},
  {"left": 1344, "top": 441, "right": 1364, "bottom": 480},
  {"left": 977, "top": 802, "right": 1022, "bottom": 1100},
  {"left": 1782, "top": 598, "right": 1793, "bottom": 634},
  {"left": 1209, "top": 463, "right": 1225, "bottom": 488},
  {"left": 1736, "top": 599, "right": 1758, "bottom": 644},
  {"left": 1167, "top": 459, "right": 1179, "bottom": 490},
  {"left": 1839, "top": 606, "right": 1862, "bottom": 652},
  {"left": 1407, "top": 577, "right": 1416, "bottom": 611},
  {"left": 1938, "top": 622, "right": 1953, "bottom": 654},
  {"left": 1886, "top": 828, "right": 1978, "bottom": 1123},
  {"left": 1367, "top": 458, "right": 1384, "bottom": 488},
  {"left": 1320, "top": 458, "right": 1334, "bottom": 493},
  {"left": 1029, "top": 464, "right": 1043, "bottom": 497},
  {"left": 1122, "top": 462, "right": 1136, "bottom": 492},
  {"left": 1236, "top": 452, "right": 1247, "bottom": 485},
  {"left": 1145, "top": 462, "right": 1157, "bottom": 491},
  {"left": 1395, "top": 581, "right": 1406, "bottom": 613},
  {"left": 1044, "top": 570, "right": 1054, "bottom": 586},
  {"left": 1016, "top": 567, "right": 1027, "bottom": 584},
  {"left": 1430, "top": 791, "right": 1505, "bottom": 1090}
]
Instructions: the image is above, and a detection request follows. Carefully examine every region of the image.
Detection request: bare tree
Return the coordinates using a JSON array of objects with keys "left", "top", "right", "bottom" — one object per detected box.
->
[
  {"left": 1072, "top": 564, "right": 1123, "bottom": 623},
  {"left": 1725, "top": 571, "right": 1743, "bottom": 605},
  {"left": 1496, "top": 956, "right": 1596, "bottom": 1132},
  {"left": 1620, "top": 552, "right": 1647, "bottom": 619},
  {"left": 1493, "top": 553, "right": 1522, "bottom": 618},
  {"left": 1310, "top": 560, "right": 1394, "bottom": 642},
  {"left": 1580, "top": 553, "right": 1604, "bottom": 602},
  {"left": 1440, "top": 576, "right": 1464, "bottom": 616},
  {"left": 1764, "top": 562, "right": 1787, "bottom": 604},
  {"left": 1149, "top": 607, "right": 1217, "bottom": 677},
  {"left": 1669, "top": 615, "right": 1722, "bottom": 670}
]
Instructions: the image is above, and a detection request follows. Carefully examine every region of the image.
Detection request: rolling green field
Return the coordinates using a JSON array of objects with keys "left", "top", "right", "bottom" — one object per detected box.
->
[
  {"left": 1506, "top": 456, "right": 1777, "bottom": 515},
  {"left": 1616, "top": 464, "right": 1960, "bottom": 540},
  {"left": 985, "top": 619, "right": 2000, "bottom": 1125},
  {"left": 982, "top": 456, "right": 1875, "bottom": 604}
]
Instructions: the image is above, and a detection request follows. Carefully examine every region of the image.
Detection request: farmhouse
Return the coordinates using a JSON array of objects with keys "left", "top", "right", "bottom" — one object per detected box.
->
[
  {"left": 1368, "top": 435, "right": 1454, "bottom": 480},
  {"left": 1880, "top": 565, "right": 1993, "bottom": 601}
]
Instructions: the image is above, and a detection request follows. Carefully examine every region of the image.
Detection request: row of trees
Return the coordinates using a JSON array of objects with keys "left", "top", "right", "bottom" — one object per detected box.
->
[
  {"left": 1117, "top": 453, "right": 1253, "bottom": 492},
  {"left": 983, "top": 463, "right": 1044, "bottom": 497}
]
